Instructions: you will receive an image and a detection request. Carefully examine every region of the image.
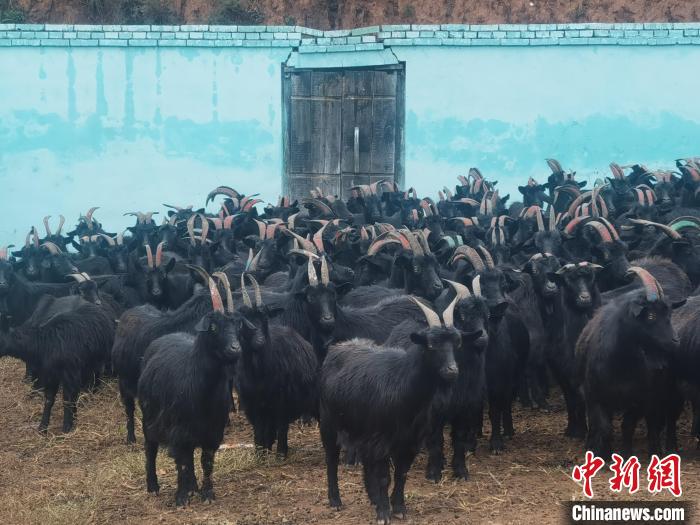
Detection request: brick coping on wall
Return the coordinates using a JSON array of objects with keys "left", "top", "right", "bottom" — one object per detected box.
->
[{"left": 0, "top": 23, "right": 699, "bottom": 49}]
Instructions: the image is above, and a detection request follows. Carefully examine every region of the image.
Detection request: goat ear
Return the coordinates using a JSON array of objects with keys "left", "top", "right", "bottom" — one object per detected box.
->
[
  {"left": 335, "top": 282, "right": 354, "bottom": 297},
  {"left": 628, "top": 298, "right": 645, "bottom": 318},
  {"left": 410, "top": 332, "right": 428, "bottom": 346},
  {"left": 491, "top": 302, "right": 509, "bottom": 318},
  {"left": 461, "top": 329, "right": 483, "bottom": 342},
  {"left": 164, "top": 258, "right": 176, "bottom": 273},
  {"left": 671, "top": 299, "right": 687, "bottom": 310},
  {"left": 194, "top": 317, "right": 210, "bottom": 332},
  {"left": 243, "top": 235, "right": 259, "bottom": 249}
]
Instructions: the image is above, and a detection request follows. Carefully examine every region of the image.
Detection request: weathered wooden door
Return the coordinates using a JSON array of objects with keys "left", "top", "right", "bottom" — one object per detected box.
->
[{"left": 282, "top": 64, "right": 405, "bottom": 201}]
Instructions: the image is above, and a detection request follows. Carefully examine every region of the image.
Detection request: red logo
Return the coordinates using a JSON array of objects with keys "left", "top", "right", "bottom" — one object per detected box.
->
[
  {"left": 647, "top": 454, "right": 682, "bottom": 497},
  {"left": 572, "top": 453, "right": 682, "bottom": 498}
]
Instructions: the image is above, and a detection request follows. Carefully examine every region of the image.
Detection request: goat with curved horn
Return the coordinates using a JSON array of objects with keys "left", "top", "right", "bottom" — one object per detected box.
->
[
  {"left": 212, "top": 272, "right": 235, "bottom": 314},
  {"left": 410, "top": 297, "right": 442, "bottom": 328},
  {"left": 626, "top": 266, "right": 664, "bottom": 302}
]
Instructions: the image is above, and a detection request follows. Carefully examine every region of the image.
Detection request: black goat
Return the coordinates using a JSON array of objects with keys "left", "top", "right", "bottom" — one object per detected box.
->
[
  {"left": 138, "top": 276, "right": 238, "bottom": 506},
  {"left": 235, "top": 273, "right": 318, "bottom": 457},
  {"left": 546, "top": 261, "right": 602, "bottom": 438},
  {"left": 112, "top": 269, "right": 217, "bottom": 443},
  {"left": 576, "top": 267, "right": 680, "bottom": 457},
  {"left": 0, "top": 296, "right": 114, "bottom": 432},
  {"left": 387, "top": 280, "right": 489, "bottom": 482},
  {"left": 320, "top": 297, "right": 481, "bottom": 524}
]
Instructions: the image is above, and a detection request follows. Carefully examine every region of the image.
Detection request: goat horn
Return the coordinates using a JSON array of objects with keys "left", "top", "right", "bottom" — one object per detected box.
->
[
  {"left": 284, "top": 229, "right": 317, "bottom": 254},
  {"left": 249, "top": 249, "right": 262, "bottom": 272},
  {"left": 596, "top": 218, "right": 620, "bottom": 241},
  {"left": 212, "top": 272, "right": 235, "bottom": 314},
  {"left": 626, "top": 266, "right": 663, "bottom": 302},
  {"left": 564, "top": 215, "right": 590, "bottom": 236},
  {"left": 155, "top": 241, "right": 165, "bottom": 267},
  {"left": 288, "top": 249, "right": 320, "bottom": 260},
  {"left": 367, "top": 238, "right": 402, "bottom": 256},
  {"left": 145, "top": 244, "right": 154, "bottom": 269},
  {"left": 0, "top": 245, "right": 14, "bottom": 261},
  {"left": 546, "top": 158, "right": 563, "bottom": 174},
  {"left": 442, "top": 293, "right": 460, "bottom": 328},
  {"left": 445, "top": 279, "right": 471, "bottom": 299},
  {"left": 450, "top": 246, "right": 485, "bottom": 271},
  {"left": 307, "top": 259, "right": 319, "bottom": 287},
  {"left": 187, "top": 215, "right": 197, "bottom": 246},
  {"left": 609, "top": 162, "right": 625, "bottom": 179},
  {"left": 85, "top": 207, "right": 99, "bottom": 229},
  {"left": 411, "top": 297, "right": 442, "bottom": 328},
  {"left": 206, "top": 186, "right": 241, "bottom": 205},
  {"left": 471, "top": 275, "right": 482, "bottom": 297},
  {"left": 477, "top": 245, "right": 495, "bottom": 269},
  {"left": 628, "top": 219, "right": 682, "bottom": 240},
  {"left": 96, "top": 233, "right": 115, "bottom": 246},
  {"left": 585, "top": 221, "right": 613, "bottom": 243},
  {"left": 313, "top": 221, "right": 329, "bottom": 253},
  {"left": 198, "top": 213, "right": 209, "bottom": 244},
  {"left": 320, "top": 256, "right": 330, "bottom": 285},
  {"left": 254, "top": 219, "right": 267, "bottom": 240},
  {"left": 302, "top": 198, "right": 334, "bottom": 216},
  {"left": 41, "top": 242, "right": 62, "bottom": 255}
]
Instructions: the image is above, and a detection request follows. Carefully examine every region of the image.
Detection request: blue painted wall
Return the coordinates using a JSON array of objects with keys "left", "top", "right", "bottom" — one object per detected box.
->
[
  {"left": 0, "top": 46, "right": 290, "bottom": 243},
  {"left": 2, "top": 30, "right": 700, "bottom": 244},
  {"left": 395, "top": 45, "right": 700, "bottom": 200}
]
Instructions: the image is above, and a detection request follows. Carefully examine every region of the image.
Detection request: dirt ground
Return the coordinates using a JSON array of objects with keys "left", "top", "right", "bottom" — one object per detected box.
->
[
  {"left": 13, "top": 0, "right": 700, "bottom": 28},
  {"left": 0, "top": 358, "right": 697, "bottom": 525}
]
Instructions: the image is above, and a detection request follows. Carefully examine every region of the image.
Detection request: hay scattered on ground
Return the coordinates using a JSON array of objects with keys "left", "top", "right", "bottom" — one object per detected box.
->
[{"left": 0, "top": 357, "right": 697, "bottom": 525}]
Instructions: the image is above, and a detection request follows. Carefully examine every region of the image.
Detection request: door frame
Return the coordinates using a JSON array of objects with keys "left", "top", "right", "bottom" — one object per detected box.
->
[{"left": 281, "top": 63, "right": 406, "bottom": 199}]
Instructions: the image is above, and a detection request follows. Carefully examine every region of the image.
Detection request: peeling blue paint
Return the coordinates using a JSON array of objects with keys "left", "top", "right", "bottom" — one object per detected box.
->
[{"left": 2, "top": 43, "right": 699, "bottom": 244}]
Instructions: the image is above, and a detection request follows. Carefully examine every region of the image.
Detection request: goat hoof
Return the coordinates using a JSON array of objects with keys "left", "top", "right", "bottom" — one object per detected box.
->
[
  {"left": 425, "top": 468, "right": 442, "bottom": 483},
  {"left": 200, "top": 488, "right": 215, "bottom": 503},
  {"left": 453, "top": 467, "right": 469, "bottom": 481},
  {"left": 490, "top": 439, "right": 504, "bottom": 454}
]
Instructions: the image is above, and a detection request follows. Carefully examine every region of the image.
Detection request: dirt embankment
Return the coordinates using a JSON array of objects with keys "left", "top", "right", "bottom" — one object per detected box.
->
[{"left": 9, "top": 0, "right": 700, "bottom": 28}]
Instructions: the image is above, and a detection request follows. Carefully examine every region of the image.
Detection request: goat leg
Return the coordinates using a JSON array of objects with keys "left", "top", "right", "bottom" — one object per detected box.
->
[
  {"left": 62, "top": 385, "right": 79, "bottom": 433},
  {"left": 38, "top": 384, "right": 57, "bottom": 433},
  {"left": 200, "top": 448, "right": 216, "bottom": 502},
  {"left": 391, "top": 451, "right": 415, "bottom": 519},
  {"left": 321, "top": 422, "right": 342, "bottom": 509},
  {"left": 425, "top": 420, "right": 445, "bottom": 482},
  {"left": 145, "top": 439, "right": 160, "bottom": 494}
]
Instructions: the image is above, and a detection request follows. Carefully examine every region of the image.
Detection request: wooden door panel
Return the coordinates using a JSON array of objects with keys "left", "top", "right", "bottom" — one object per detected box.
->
[
  {"left": 284, "top": 65, "right": 404, "bottom": 201},
  {"left": 372, "top": 70, "right": 397, "bottom": 96},
  {"left": 289, "top": 98, "right": 341, "bottom": 175},
  {"left": 344, "top": 70, "right": 374, "bottom": 97},
  {"left": 370, "top": 97, "right": 396, "bottom": 174},
  {"left": 341, "top": 98, "right": 373, "bottom": 174}
]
